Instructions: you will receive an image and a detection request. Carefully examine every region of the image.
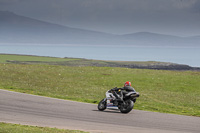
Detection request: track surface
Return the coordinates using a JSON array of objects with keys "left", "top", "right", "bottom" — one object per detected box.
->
[{"left": 0, "top": 89, "right": 199, "bottom": 133}]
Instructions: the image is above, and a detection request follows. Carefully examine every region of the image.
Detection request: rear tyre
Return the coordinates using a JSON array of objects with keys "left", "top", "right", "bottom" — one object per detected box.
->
[
  {"left": 120, "top": 100, "right": 134, "bottom": 113},
  {"left": 98, "top": 99, "right": 107, "bottom": 111}
]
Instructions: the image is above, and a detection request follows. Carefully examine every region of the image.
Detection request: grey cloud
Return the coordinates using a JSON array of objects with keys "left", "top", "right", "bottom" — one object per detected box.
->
[
  {"left": 0, "top": 0, "right": 199, "bottom": 36},
  {"left": 0, "top": 0, "right": 25, "bottom": 5},
  {"left": 191, "top": 0, "right": 200, "bottom": 13}
]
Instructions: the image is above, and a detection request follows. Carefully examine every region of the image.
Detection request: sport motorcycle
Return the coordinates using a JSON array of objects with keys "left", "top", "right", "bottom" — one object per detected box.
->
[{"left": 98, "top": 89, "right": 139, "bottom": 113}]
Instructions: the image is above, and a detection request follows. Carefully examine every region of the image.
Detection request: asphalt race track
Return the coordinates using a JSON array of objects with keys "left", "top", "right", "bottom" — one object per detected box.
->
[{"left": 0, "top": 89, "right": 199, "bottom": 133}]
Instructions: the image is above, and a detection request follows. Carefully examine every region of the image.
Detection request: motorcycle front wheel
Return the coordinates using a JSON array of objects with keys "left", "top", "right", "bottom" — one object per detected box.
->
[
  {"left": 98, "top": 99, "right": 107, "bottom": 111},
  {"left": 119, "top": 100, "right": 134, "bottom": 113}
]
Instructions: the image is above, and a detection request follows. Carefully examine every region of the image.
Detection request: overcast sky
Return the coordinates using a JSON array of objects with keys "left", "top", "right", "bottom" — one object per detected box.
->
[{"left": 1, "top": 0, "right": 200, "bottom": 36}]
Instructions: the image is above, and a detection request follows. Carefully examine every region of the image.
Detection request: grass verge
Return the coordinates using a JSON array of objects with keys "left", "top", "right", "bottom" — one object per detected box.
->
[{"left": 0, "top": 122, "right": 88, "bottom": 133}]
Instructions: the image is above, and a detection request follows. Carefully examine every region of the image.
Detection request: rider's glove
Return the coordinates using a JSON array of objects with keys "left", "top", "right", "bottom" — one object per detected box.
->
[{"left": 111, "top": 87, "right": 117, "bottom": 91}]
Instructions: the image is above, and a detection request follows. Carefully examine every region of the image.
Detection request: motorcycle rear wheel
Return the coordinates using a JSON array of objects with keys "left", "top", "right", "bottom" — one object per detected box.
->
[
  {"left": 119, "top": 100, "right": 134, "bottom": 113},
  {"left": 98, "top": 99, "right": 107, "bottom": 111}
]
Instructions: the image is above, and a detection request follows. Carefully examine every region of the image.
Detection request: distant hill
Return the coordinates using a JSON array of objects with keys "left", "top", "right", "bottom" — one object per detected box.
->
[
  {"left": 119, "top": 32, "right": 200, "bottom": 47},
  {"left": 0, "top": 11, "right": 200, "bottom": 47},
  {"left": 0, "top": 11, "right": 113, "bottom": 44}
]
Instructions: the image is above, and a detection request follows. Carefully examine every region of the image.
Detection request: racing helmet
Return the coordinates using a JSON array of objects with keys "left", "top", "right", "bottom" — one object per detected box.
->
[{"left": 124, "top": 81, "right": 131, "bottom": 86}]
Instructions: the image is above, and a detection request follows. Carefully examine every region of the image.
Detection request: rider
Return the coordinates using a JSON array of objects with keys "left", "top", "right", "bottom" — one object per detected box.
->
[{"left": 107, "top": 81, "right": 136, "bottom": 102}]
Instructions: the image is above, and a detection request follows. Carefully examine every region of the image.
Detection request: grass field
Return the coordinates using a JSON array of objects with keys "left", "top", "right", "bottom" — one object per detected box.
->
[
  {"left": 0, "top": 54, "right": 187, "bottom": 69},
  {"left": 0, "top": 54, "right": 200, "bottom": 116},
  {"left": 0, "top": 54, "right": 79, "bottom": 63},
  {"left": 0, "top": 122, "right": 88, "bottom": 133}
]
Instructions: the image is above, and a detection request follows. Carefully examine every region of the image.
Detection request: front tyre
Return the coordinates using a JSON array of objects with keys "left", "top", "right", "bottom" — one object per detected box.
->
[
  {"left": 98, "top": 99, "right": 107, "bottom": 111},
  {"left": 120, "top": 100, "right": 134, "bottom": 113}
]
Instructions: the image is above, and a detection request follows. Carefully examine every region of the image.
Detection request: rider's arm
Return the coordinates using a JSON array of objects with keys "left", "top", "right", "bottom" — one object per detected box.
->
[{"left": 108, "top": 87, "right": 118, "bottom": 93}]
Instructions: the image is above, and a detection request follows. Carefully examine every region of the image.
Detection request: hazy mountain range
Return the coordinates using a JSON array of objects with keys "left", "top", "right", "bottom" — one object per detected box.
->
[{"left": 0, "top": 11, "right": 200, "bottom": 47}]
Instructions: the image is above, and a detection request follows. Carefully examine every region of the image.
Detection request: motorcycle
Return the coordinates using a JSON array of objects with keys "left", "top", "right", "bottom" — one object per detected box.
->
[{"left": 98, "top": 89, "right": 140, "bottom": 113}]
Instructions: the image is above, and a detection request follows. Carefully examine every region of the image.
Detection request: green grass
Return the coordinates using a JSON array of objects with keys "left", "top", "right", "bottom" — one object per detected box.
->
[
  {"left": 0, "top": 54, "right": 178, "bottom": 67},
  {"left": 0, "top": 122, "right": 88, "bottom": 133},
  {"left": 0, "top": 54, "right": 79, "bottom": 63}
]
